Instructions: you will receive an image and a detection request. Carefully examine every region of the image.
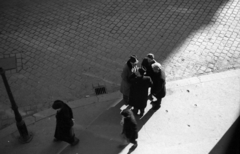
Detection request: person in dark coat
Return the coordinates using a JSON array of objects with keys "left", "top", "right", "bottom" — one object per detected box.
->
[
  {"left": 120, "top": 109, "right": 138, "bottom": 147},
  {"left": 52, "top": 100, "right": 79, "bottom": 146},
  {"left": 141, "top": 53, "right": 156, "bottom": 78},
  {"left": 150, "top": 63, "right": 166, "bottom": 110},
  {"left": 120, "top": 55, "right": 139, "bottom": 105},
  {"left": 141, "top": 53, "right": 156, "bottom": 98},
  {"left": 128, "top": 67, "right": 153, "bottom": 117}
]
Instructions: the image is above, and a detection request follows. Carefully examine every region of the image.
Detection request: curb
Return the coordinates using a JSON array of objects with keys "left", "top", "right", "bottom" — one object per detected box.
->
[{"left": 0, "top": 91, "right": 122, "bottom": 138}]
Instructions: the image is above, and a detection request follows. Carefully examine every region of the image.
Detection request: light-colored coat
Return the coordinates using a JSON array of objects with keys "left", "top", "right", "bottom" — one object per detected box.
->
[{"left": 120, "top": 63, "right": 137, "bottom": 96}]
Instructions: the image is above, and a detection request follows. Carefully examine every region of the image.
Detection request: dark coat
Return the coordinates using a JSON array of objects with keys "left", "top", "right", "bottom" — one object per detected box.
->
[
  {"left": 122, "top": 117, "right": 138, "bottom": 142},
  {"left": 54, "top": 103, "right": 75, "bottom": 143},
  {"left": 151, "top": 68, "right": 166, "bottom": 98},
  {"left": 129, "top": 76, "right": 153, "bottom": 109},
  {"left": 141, "top": 58, "right": 156, "bottom": 79}
]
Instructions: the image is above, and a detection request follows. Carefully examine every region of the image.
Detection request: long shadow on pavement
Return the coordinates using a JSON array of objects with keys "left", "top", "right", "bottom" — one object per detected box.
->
[{"left": 136, "top": 109, "right": 156, "bottom": 132}]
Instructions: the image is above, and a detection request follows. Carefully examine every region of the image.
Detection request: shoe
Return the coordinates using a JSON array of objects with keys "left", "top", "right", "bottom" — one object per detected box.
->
[
  {"left": 71, "top": 138, "right": 79, "bottom": 146},
  {"left": 126, "top": 105, "right": 132, "bottom": 109},
  {"left": 53, "top": 138, "right": 61, "bottom": 142},
  {"left": 148, "top": 95, "right": 153, "bottom": 101},
  {"left": 132, "top": 143, "right": 138, "bottom": 148},
  {"left": 129, "top": 142, "right": 138, "bottom": 151},
  {"left": 131, "top": 109, "right": 138, "bottom": 115},
  {"left": 139, "top": 112, "right": 144, "bottom": 117},
  {"left": 150, "top": 100, "right": 157, "bottom": 105},
  {"left": 152, "top": 105, "right": 160, "bottom": 110},
  {"left": 118, "top": 144, "right": 127, "bottom": 148}
]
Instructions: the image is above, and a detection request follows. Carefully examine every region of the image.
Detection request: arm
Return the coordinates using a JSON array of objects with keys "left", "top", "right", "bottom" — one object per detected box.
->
[{"left": 121, "top": 65, "right": 137, "bottom": 83}]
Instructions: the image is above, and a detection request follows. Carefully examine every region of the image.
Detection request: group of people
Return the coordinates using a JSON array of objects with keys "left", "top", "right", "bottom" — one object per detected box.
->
[
  {"left": 50, "top": 53, "right": 166, "bottom": 148},
  {"left": 120, "top": 53, "right": 166, "bottom": 113},
  {"left": 119, "top": 53, "right": 166, "bottom": 147}
]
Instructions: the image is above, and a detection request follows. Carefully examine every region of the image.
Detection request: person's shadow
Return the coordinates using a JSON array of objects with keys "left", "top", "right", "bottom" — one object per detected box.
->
[
  {"left": 136, "top": 108, "right": 156, "bottom": 131},
  {"left": 60, "top": 99, "right": 157, "bottom": 154},
  {"left": 126, "top": 103, "right": 156, "bottom": 154}
]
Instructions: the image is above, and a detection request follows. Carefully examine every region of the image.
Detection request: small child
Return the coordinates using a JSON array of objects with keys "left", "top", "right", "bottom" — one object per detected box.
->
[{"left": 120, "top": 109, "right": 138, "bottom": 147}]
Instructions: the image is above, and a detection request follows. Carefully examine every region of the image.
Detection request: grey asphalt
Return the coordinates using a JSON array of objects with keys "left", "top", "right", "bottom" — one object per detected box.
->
[{"left": 0, "top": 69, "right": 239, "bottom": 154}]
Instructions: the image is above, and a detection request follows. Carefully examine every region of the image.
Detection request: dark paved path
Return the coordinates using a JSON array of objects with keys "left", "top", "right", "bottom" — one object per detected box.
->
[{"left": 0, "top": 0, "right": 240, "bottom": 129}]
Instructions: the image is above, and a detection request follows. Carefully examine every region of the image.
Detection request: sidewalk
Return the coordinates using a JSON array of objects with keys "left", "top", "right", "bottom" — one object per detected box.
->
[{"left": 0, "top": 69, "right": 239, "bottom": 154}]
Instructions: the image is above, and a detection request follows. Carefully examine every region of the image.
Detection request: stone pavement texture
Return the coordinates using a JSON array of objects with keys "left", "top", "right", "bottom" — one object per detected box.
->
[
  {"left": 0, "top": 69, "right": 239, "bottom": 154},
  {"left": 0, "top": 0, "right": 240, "bottom": 130}
]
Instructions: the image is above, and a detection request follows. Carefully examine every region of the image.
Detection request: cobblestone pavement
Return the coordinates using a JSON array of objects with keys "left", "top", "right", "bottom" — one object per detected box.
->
[{"left": 0, "top": 0, "right": 240, "bottom": 130}]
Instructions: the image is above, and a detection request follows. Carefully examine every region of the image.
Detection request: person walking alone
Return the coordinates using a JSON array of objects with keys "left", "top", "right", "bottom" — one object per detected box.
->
[
  {"left": 120, "top": 109, "right": 138, "bottom": 148},
  {"left": 52, "top": 100, "right": 79, "bottom": 146}
]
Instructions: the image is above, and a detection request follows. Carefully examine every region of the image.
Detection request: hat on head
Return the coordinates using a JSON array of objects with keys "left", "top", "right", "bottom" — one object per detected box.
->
[
  {"left": 152, "top": 62, "right": 161, "bottom": 70},
  {"left": 147, "top": 53, "right": 154, "bottom": 60},
  {"left": 52, "top": 100, "right": 64, "bottom": 109},
  {"left": 129, "top": 55, "right": 139, "bottom": 64}
]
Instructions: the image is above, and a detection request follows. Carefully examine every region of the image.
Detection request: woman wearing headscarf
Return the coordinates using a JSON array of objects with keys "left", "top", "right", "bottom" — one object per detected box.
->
[
  {"left": 52, "top": 100, "right": 79, "bottom": 146},
  {"left": 120, "top": 55, "right": 139, "bottom": 105}
]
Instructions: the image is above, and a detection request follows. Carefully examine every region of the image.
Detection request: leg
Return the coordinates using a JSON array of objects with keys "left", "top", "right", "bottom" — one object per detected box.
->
[
  {"left": 152, "top": 96, "right": 162, "bottom": 110},
  {"left": 53, "top": 125, "right": 64, "bottom": 142},
  {"left": 129, "top": 139, "right": 138, "bottom": 147},
  {"left": 121, "top": 133, "right": 129, "bottom": 145},
  {"left": 148, "top": 86, "right": 155, "bottom": 101},
  {"left": 132, "top": 107, "right": 138, "bottom": 115},
  {"left": 69, "top": 128, "right": 79, "bottom": 146},
  {"left": 139, "top": 108, "right": 145, "bottom": 117},
  {"left": 123, "top": 95, "right": 129, "bottom": 105},
  {"left": 71, "top": 137, "right": 80, "bottom": 146}
]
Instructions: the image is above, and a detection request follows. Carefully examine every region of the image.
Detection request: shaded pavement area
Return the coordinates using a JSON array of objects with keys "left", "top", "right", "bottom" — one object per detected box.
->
[{"left": 0, "top": 69, "right": 239, "bottom": 154}]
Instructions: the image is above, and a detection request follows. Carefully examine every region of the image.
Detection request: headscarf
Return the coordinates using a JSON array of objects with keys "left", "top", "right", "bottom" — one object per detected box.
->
[{"left": 52, "top": 100, "right": 64, "bottom": 109}]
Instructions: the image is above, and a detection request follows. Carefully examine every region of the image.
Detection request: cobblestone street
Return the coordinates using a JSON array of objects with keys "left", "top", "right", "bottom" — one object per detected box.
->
[{"left": 0, "top": 0, "right": 240, "bottom": 129}]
